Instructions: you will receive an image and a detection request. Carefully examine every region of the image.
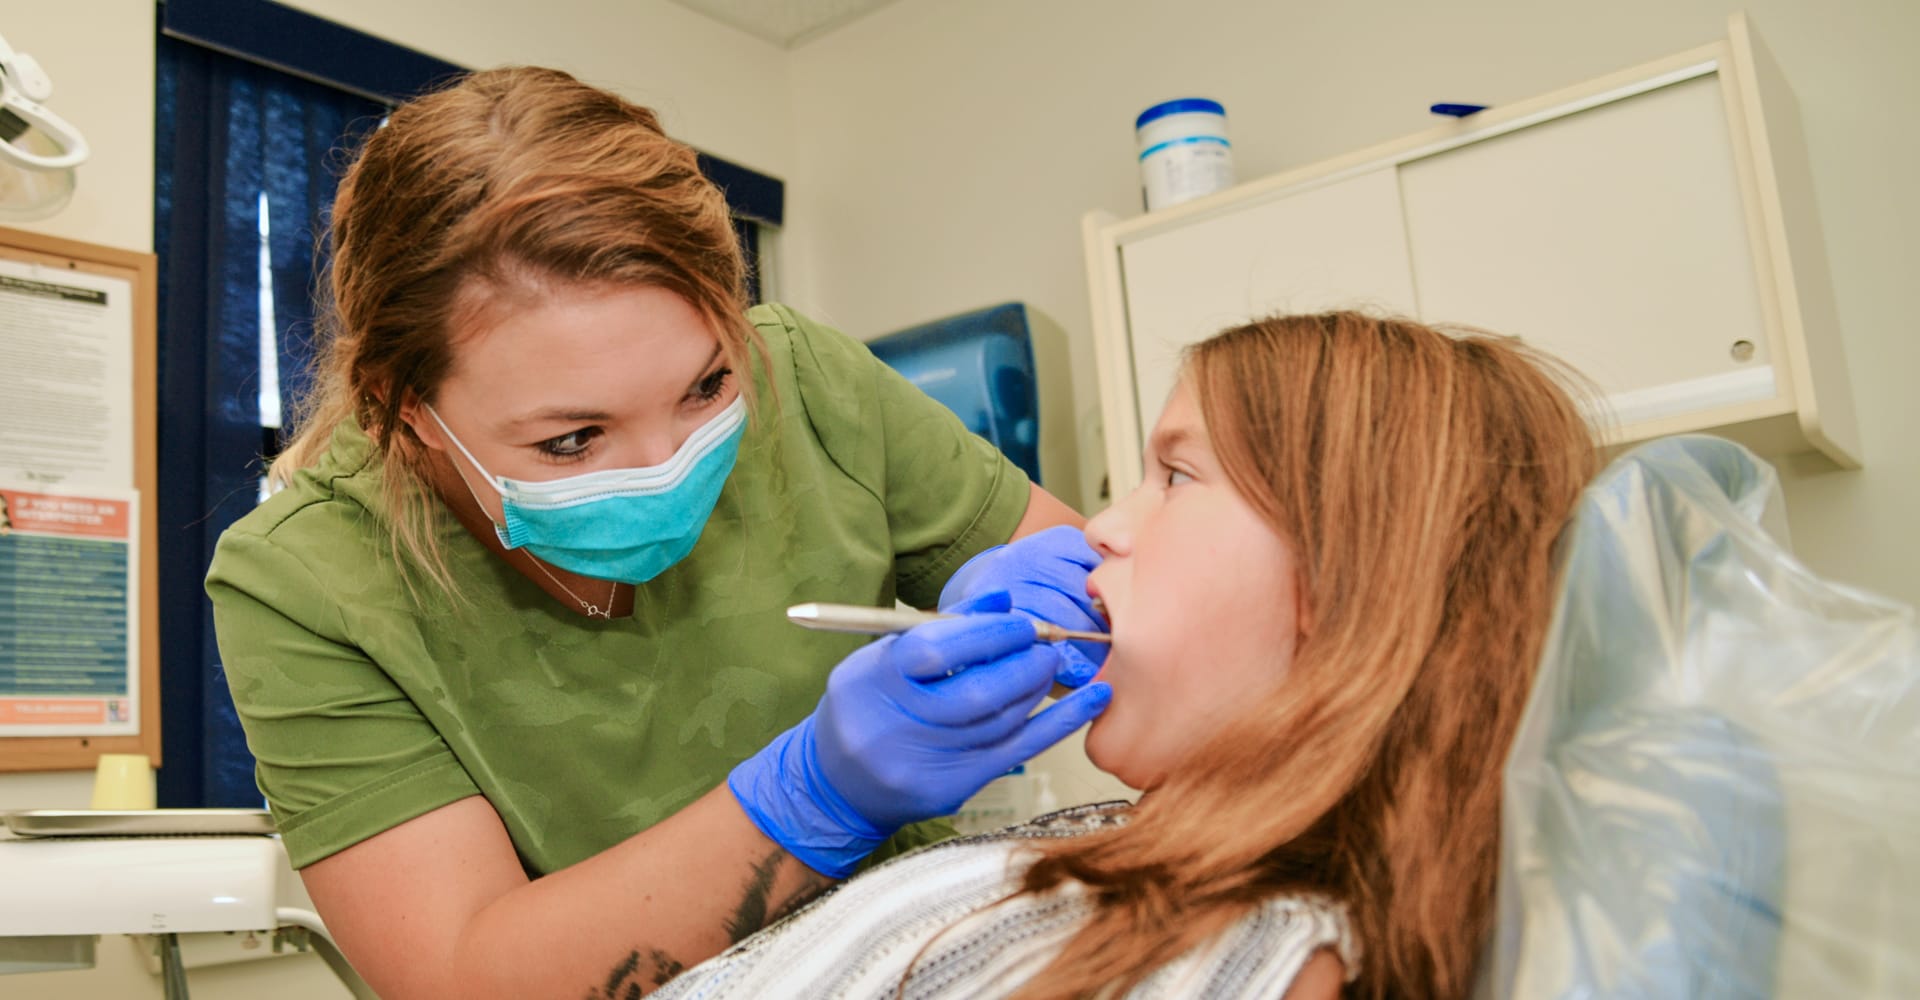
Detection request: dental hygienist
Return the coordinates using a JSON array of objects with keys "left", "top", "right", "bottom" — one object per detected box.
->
[{"left": 203, "top": 66, "right": 1109, "bottom": 1000}]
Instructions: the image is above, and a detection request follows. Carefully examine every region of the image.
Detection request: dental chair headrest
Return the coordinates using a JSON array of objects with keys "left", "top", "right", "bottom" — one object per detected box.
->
[{"left": 1487, "top": 434, "right": 1920, "bottom": 999}]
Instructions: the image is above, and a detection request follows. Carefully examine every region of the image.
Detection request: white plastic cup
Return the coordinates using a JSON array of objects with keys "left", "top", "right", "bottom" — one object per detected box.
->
[
  {"left": 1136, "top": 98, "right": 1235, "bottom": 212},
  {"left": 90, "top": 753, "right": 156, "bottom": 810}
]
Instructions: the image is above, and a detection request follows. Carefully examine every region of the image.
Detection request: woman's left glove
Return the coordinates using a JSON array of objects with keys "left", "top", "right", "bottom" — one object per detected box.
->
[
  {"left": 728, "top": 592, "right": 1112, "bottom": 878},
  {"left": 938, "top": 525, "right": 1108, "bottom": 687}
]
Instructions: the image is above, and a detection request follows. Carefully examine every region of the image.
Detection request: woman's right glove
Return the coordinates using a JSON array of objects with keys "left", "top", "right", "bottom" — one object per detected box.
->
[
  {"left": 727, "top": 592, "right": 1112, "bottom": 878},
  {"left": 937, "top": 525, "right": 1109, "bottom": 687}
]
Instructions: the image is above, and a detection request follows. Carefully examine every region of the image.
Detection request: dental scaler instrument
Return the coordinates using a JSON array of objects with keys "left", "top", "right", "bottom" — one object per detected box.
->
[{"left": 787, "top": 603, "right": 1111, "bottom": 645}]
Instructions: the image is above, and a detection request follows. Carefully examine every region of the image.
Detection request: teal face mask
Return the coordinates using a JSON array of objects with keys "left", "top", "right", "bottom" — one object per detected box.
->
[{"left": 427, "top": 395, "right": 747, "bottom": 584}]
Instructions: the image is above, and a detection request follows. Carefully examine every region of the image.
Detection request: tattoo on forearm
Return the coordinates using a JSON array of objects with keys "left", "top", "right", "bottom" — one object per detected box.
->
[
  {"left": 767, "top": 876, "right": 829, "bottom": 925},
  {"left": 723, "top": 850, "right": 784, "bottom": 942},
  {"left": 648, "top": 952, "right": 686, "bottom": 989},
  {"left": 586, "top": 852, "right": 831, "bottom": 998},
  {"left": 723, "top": 849, "right": 831, "bottom": 943},
  {"left": 587, "top": 948, "right": 684, "bottom": 1000}
]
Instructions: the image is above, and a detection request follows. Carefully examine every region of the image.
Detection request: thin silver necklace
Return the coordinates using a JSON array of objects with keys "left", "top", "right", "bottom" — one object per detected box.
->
[
  {"left": 522, "top": 551, "right": 619, "bottom": 620},
  {"left": 441, "top": 451, "right": 619, "bottom": 619}
]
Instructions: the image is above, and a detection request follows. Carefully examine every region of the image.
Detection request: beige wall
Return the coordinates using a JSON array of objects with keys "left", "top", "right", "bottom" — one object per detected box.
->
[{"left": 784, "top": 0, "right": 1920, "bottom": 613}]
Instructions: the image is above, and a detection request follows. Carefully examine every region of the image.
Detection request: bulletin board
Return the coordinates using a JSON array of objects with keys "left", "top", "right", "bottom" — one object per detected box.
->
[{"left": 0, "top": 225, "right": 160, "bottom": 771}]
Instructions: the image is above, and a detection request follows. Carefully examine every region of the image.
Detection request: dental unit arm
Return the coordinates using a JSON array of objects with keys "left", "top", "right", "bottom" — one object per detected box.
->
[{"left": 0, "top": 26, "right": 90, "bottom": 220}]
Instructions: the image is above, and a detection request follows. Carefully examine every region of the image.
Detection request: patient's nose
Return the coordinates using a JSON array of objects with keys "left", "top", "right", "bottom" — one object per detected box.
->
[{"left": 1084, "top": 496, "right": 1135, "bottom": 559}]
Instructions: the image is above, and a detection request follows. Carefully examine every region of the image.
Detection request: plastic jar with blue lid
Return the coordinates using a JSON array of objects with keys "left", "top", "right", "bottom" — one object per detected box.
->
[{"left": 1136, "top": 98, "right": 1234, "bottom": 212}]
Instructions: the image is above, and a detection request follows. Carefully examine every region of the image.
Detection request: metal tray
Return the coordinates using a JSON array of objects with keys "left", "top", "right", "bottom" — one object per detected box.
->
[{"left": 1, "top": 808, "right": 276, "bottom": 837}]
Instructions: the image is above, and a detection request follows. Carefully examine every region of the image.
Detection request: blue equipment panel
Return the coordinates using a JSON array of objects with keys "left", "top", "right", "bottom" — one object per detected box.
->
[{"left": 866, "top": 303, "right": 1042, "bottom": 485}]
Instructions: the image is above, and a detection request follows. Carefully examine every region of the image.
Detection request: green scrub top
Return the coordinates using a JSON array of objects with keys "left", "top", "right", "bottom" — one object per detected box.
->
[{"left": 205, "top": 304, "right": 1031, "bottom": 873}]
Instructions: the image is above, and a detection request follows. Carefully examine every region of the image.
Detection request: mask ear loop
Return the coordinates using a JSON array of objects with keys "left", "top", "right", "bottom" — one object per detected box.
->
[
  {"left": 424, "top": 405, "right": 511, "bottom": 536},
  {"left": 425, "top": 403, "right": 618, "bottom": 616}
]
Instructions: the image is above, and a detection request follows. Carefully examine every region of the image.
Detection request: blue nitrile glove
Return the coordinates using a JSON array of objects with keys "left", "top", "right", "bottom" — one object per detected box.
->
[
  {"left": 728, "top": 591, "right": 1113, "bottom": 878},
  {"left": 939, "top": 525, "right": 1108, "bottom": 688}
]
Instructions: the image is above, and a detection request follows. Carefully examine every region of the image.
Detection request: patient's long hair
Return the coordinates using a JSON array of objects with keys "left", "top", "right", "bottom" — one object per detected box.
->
[{"left": 1011, "top": 312, "right": 1599, "bottom": 1000}]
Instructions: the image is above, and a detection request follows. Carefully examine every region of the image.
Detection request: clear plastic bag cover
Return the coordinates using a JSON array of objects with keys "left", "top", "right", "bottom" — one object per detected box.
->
[{"left": 1490, "top": 435, "right": 1919, "bottom": 998}]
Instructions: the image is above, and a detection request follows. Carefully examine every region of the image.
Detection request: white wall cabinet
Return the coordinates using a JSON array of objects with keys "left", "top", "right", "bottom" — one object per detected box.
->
[{"left": 1083, "top": 13, "right": 1859, "bottom": 498}]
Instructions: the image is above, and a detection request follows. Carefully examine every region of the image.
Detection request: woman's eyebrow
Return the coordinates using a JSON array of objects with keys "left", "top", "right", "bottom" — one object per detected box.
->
[
  {"left": 682, "top": 344, "right": 725, "bottom": 393},
  {"left": 505, "top": 406, "right": 615, "bottom": 429},
  {"left": 499, "top": 345, "right": 725, "bottom": 430}
]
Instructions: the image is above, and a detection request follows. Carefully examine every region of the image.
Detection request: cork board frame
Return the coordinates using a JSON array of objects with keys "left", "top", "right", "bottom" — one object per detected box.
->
[{"left": 0, "top": 225, "right": 160, "bottom": 771}]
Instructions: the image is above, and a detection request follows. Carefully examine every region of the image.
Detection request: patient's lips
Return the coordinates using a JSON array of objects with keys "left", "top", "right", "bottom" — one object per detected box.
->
[
  {"left": 1086, "top": 593, "right": 1116, "bottom": 687},
  {"left": 1086, "top": 583, "right": 1113, "bottom": 632},
  {"left": 1087, "top": 589, "right": 1117, "bottom": 652}
]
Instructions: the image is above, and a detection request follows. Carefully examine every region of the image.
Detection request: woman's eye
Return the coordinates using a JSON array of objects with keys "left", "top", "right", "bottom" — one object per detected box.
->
[
  {"left": 1166, "top": 467, "right": 1194, "bottom": 488},
  {"left": 690, "top": 367, "right": 733, "bottom": 404},
  {"left": 537, "top": 427, "right": 601, "bottom": 460}
]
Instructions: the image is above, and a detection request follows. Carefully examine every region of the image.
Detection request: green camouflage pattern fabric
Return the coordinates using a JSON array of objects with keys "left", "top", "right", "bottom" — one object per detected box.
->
[{"left": 205, "top": 304, "right": 1028, "bottom": 873}]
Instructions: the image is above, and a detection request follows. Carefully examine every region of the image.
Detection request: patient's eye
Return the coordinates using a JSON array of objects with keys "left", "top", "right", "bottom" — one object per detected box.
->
[{"left": 1160, "top": 461, "right": 1194, "bottom": 488}]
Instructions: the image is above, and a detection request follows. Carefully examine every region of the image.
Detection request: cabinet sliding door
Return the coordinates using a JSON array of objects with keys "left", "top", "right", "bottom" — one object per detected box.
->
[
  {"left": 1399, "top": 72, "right": 1782, "bottom": 426},
  {"left": 1118, "top": 167, "right": 1418, "bottom": 436}
]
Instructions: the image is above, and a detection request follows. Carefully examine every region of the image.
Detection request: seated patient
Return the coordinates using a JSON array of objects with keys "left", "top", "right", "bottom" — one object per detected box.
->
[{"left": 649, "top": 311, "right": 1599, "bottom": 1000}]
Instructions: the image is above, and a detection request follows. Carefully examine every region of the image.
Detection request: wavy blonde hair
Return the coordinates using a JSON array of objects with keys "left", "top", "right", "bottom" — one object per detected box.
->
[
  {"left": 1010, "top": 312, "right": 1600, "bottom": 999},
  {"left": 270, "top": 66, "right": 759, "bottom": 595}
]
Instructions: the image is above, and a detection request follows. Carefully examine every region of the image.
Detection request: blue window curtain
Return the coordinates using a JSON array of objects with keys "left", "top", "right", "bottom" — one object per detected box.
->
[
  {"left": 736, "top": 220, "right": 764, "bottom": 304},
  {"left": 154, "top": 31, "right": 386, "bottom": 807},
  {"left": 696, "top": 151, "right": 784, "bottom": 304}
]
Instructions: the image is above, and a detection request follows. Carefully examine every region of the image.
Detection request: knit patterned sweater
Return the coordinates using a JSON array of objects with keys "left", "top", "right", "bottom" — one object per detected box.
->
[{"left": 653, "top": 802, "right": 1357, "bottom": 999}]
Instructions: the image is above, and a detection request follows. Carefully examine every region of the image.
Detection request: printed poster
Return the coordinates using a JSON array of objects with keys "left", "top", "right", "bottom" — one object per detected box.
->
[
  {"left": 0, "top": 483, "right": 139, "bottom": 736},
  {"left": 0, "top": 257, "right": 136, "bottom": 489}
]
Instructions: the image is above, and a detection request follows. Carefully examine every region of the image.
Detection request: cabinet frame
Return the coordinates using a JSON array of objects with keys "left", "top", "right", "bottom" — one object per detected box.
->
[{"left": 1084, "top": 13, "right": 1856, "bottom": 498}]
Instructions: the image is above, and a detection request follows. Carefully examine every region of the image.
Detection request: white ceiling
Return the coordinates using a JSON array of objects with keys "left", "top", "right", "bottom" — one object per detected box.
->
[{"left": 665, "top": 0, "right": 906, "bottom": 47}]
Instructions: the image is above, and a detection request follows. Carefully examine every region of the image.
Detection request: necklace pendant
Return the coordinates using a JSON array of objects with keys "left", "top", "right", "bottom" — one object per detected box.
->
[{"left": 525, "top": 551, "right": 619, "bottom": 620}]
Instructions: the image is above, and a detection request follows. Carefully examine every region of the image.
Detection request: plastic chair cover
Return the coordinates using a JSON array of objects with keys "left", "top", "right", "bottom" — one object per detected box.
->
[{"left": 1490, "top": 435, "right": 1919, "bottom": 998}]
